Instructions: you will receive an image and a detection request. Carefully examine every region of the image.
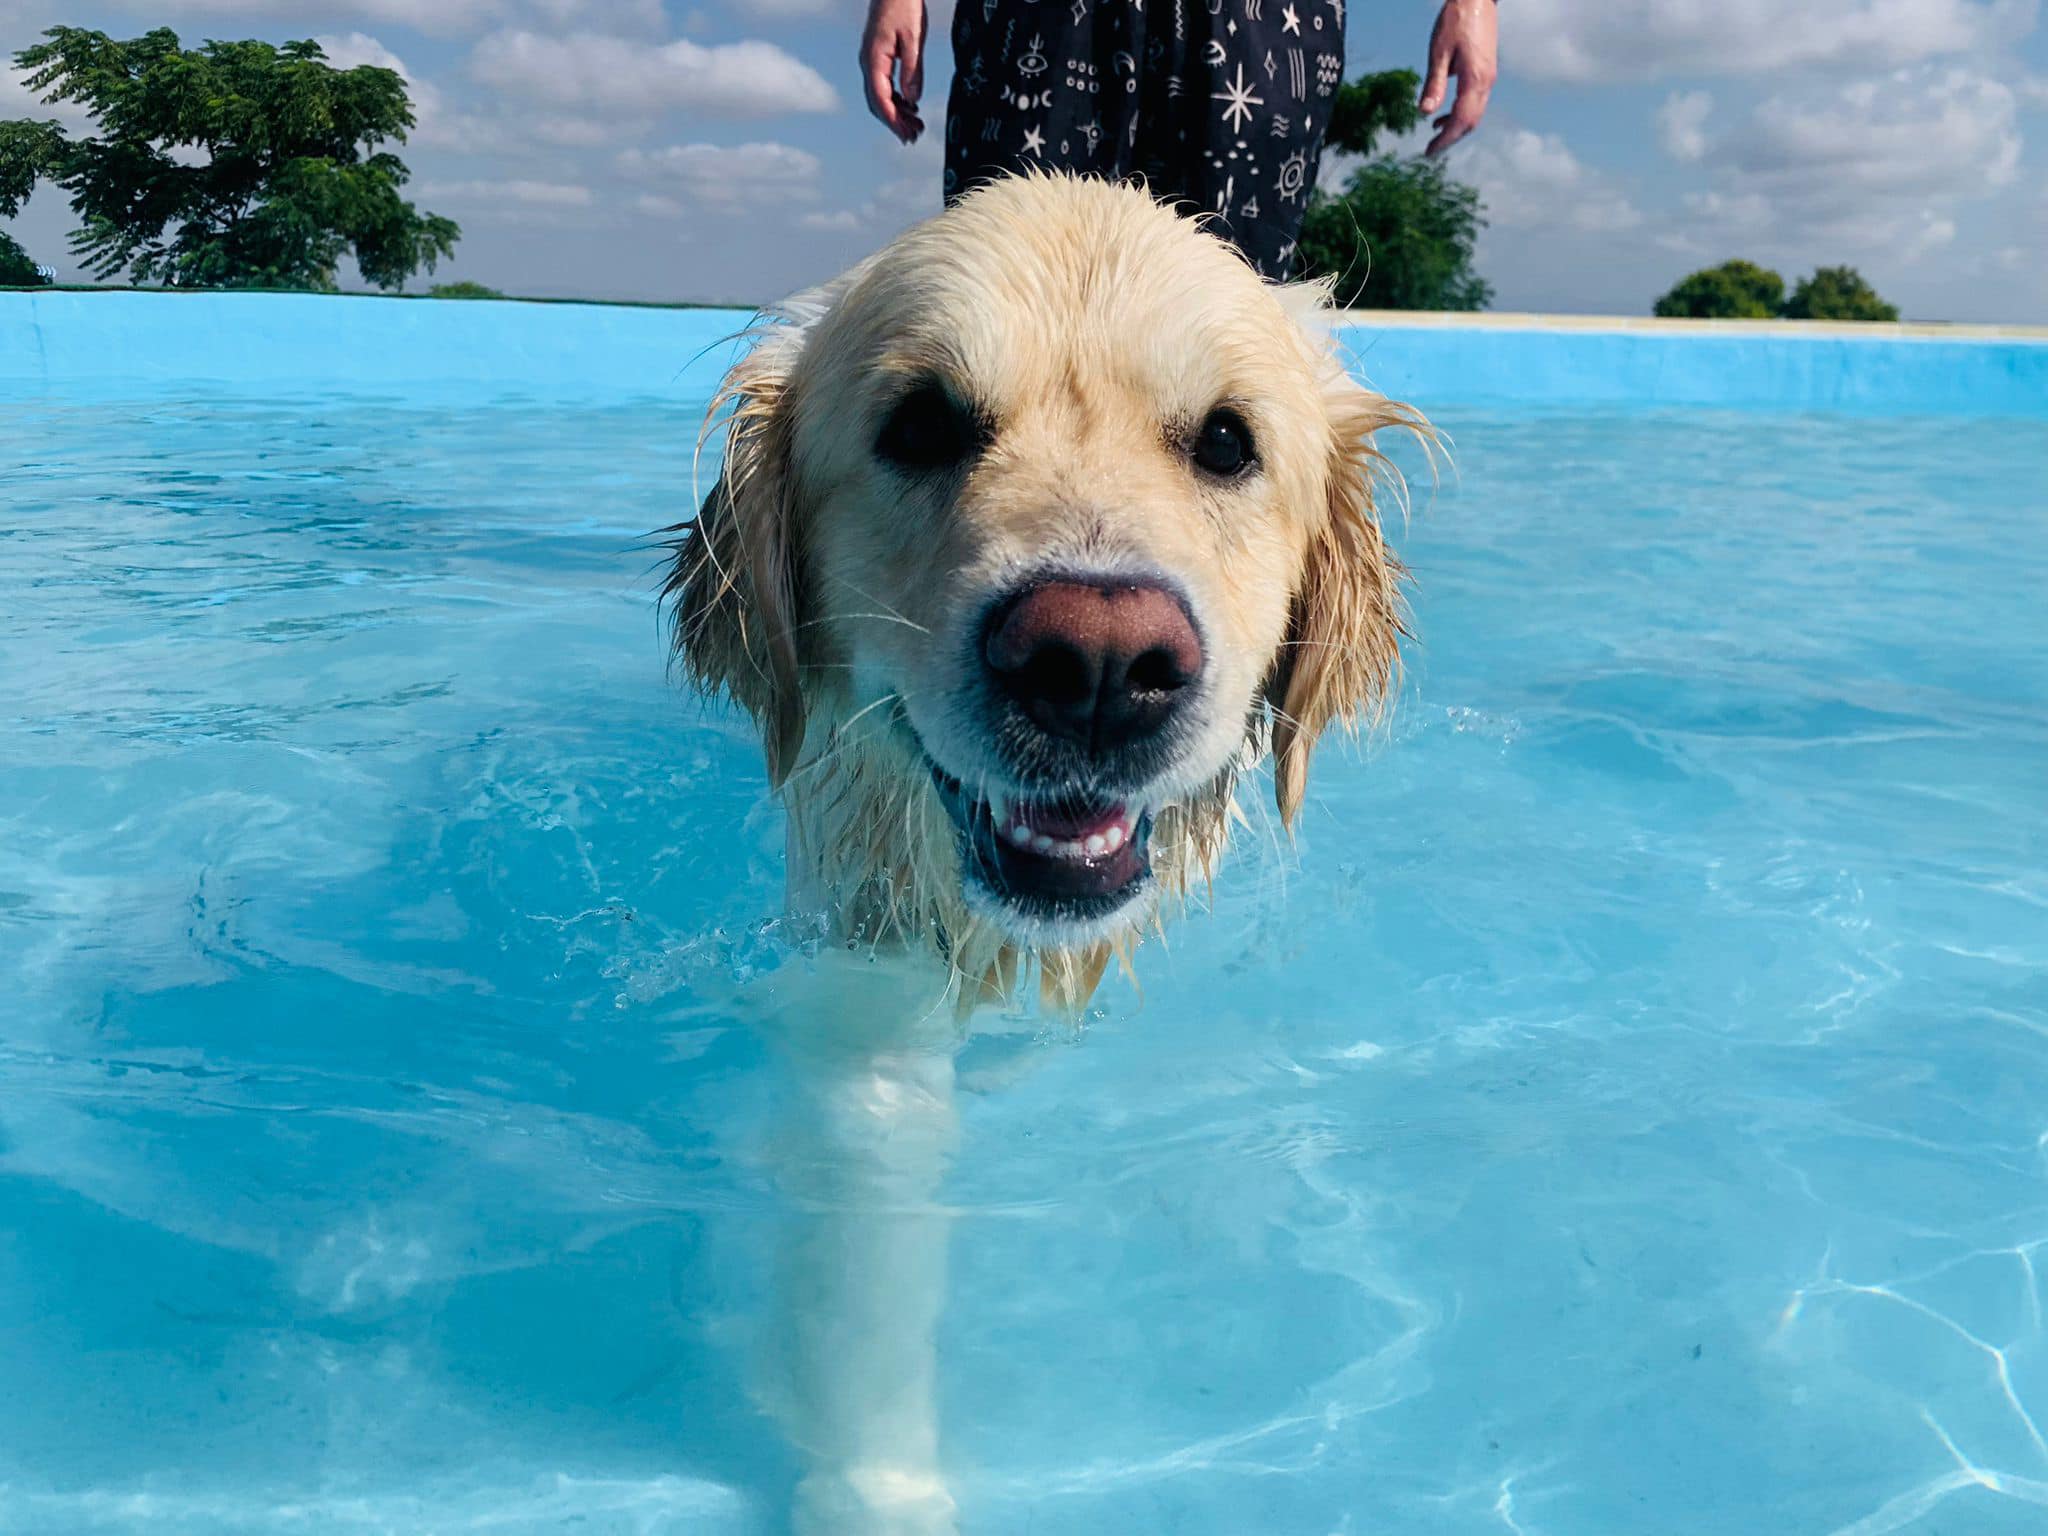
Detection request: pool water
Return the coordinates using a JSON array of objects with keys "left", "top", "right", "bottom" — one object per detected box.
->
[{"left": 3, "top": 393, "right": 2046, "bottom": 1535}]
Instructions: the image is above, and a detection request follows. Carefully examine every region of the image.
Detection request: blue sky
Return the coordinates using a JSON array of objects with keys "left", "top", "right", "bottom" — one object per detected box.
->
[{"left": 5, "top": 0, "right": 2046, "bottom": 320}]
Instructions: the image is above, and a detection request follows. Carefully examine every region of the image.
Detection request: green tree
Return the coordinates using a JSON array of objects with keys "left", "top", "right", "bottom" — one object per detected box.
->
[
  {"left": 1783, "top": 265, "right": 1898, "bottom": 322},
  {"left": 2, "top": 26, "right": 458, "bottom": 291},
  {"left": 1294, "top": 69, "right": 1491, "bottom": 311},
  {"left": 1653, "top": 260, "right": 1786, "bottom": 319},
  {"left": 1324, "top": 67, "right": 1425, "bottom": 160},
  {"left": 0, "top": 231, "right": 48, "bottom": 285},
  {"left": 0, "top": 119, "right": 61, "bottom": 284},
  {"left": 429, "top": 280, "right": 506, "bottom": 299},
  {"left": 1297, "top": 157, "right": 1492, "bottom": 311}
]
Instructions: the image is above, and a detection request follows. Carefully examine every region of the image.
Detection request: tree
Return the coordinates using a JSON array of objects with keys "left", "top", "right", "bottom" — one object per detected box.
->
[
  {"left": 2, "top": 26, "right": 458, "bottom": 291},
  {"left": 1325, "top": 68, "right": 1425, "bottom": 160},
  {"left": 1653, "top": 260, "right": 1785, "bottom": 319},
  {"left": 1297, "top": 157, "right": 1492, "bottom": 311},
  {"left": 0, "top": 119, "right": 61, "bottom": 284},
  {"left": 1783, "top": 265, "right": 1898, "bottom": 322},
  {"left": 429, "top": 280, "right": 506, "bottom": 299},
  {"left": 1294, "top": 68, "right": 1491, "bottom": 311},
  {"left": 0, "top": 231, "right": 47, "bottom": 285}
]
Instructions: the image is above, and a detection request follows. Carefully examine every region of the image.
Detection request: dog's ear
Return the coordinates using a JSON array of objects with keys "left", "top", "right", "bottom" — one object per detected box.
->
[
  {"left": 666, "top": 331, "right": 809, "bottom": 787},
  {"left": 1268, "top": 369, "right": 1418, "bottom": 827}
]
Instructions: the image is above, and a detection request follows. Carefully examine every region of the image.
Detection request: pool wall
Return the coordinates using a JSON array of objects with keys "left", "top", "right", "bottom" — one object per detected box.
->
[{"left": 6, "top": 289, "right": 2047, "bottom": 415}]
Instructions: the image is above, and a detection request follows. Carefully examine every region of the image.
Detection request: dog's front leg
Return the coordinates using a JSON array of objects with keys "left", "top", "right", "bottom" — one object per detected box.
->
[{"left": 761, "top": 975, "right": 962, "bottom": 1536}]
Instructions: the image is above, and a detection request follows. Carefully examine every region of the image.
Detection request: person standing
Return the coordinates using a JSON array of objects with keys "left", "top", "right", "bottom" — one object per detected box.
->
[{"left": 859, "top": 0, "right": 1500, "bottom": 280}]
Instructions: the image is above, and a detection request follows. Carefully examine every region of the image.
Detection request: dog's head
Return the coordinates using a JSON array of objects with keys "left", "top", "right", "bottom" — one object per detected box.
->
[{"left": 668, "top": 174, "right": 1421, "bottom": 1000}]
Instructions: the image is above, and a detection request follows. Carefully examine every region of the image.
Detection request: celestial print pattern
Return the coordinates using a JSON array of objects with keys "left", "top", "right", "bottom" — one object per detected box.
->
[{"left": 944, "top": 0, "right": 1347, "bottom": 280}]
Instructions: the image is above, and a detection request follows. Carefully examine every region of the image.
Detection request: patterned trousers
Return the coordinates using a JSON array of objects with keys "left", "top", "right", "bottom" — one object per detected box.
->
[{"left": 943, "top": 0, "right": 1349, "bottom": 280}]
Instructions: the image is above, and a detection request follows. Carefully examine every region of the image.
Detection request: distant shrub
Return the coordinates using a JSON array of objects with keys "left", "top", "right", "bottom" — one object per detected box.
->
[
  {"left": 0, "top": 229, "right": 49, "bottom": 285},
  {"left": 1783, "top": 265, "right": 1898, "bottom": 322},
  {"left": 1653, "top": 260, "right": 1785, "bottom": 320},
  {"left": 429, "top": 280, "right": 506, "bottom": 300}
]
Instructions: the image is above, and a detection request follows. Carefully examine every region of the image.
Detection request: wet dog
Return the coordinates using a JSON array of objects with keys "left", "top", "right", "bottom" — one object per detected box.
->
[
  {"left": 663, "top": 171, "right": 1423, "bottom": 1535},
  {"left": 669, "top": 171, "right": 1420, "bottom": 1012}
]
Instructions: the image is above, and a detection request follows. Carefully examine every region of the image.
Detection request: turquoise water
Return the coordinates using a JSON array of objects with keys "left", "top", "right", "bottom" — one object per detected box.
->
[{"left": 3, "top": 393, "right": 2046, "bottom": 1535}]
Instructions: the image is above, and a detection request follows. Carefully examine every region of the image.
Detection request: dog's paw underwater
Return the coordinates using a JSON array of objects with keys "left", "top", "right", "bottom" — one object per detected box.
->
[{"left": 665, "top": 171, "right": 1428, "bottom": 1013}]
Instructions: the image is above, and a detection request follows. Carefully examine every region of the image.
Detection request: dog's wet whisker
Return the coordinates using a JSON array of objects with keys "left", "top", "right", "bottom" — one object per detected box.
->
[
  {"left": 819, "top": 574, "right": 932, "bottom": 635},
  {"left": 798, "top": 610, "right": 933, "bottom": 636},
  {"left": 778, "top": 693, "right": 917, "bottom": 793}
]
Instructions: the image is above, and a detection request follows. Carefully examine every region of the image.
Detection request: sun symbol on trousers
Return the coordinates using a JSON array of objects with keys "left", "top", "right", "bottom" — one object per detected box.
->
[{"left": 1275, "top": 149, "right": 1308, "bottom": 202}]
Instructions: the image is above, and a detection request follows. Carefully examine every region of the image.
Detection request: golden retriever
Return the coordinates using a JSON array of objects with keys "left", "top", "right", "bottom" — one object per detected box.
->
[
  {"left": 661, "top": 172, "right": 1422, "bottom": 1534},
  {"left": 666, "top": 171, "right": 1420, "bottom": 1012}
]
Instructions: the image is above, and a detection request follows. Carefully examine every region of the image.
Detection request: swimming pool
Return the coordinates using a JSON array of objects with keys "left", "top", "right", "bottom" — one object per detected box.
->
[{"left": 3, "top": 300, "right": 2047, "bottom": 1535}]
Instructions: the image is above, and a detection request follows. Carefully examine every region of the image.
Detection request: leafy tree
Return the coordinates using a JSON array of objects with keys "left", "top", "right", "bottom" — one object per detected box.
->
[
  {"left": 1783, "top": 265, "right": 1898, "bottom": 322},
  {"left": 1297, "top": 157, "right": 1492, "bottom": 311},
  {"left": 0, "top": 119, "right": 62, "bottom": 284},
  {"left": 429, "top": 280, "right": 506, "bottom": 299},
  {"left": 2, "top": 26, "right": 458, "bottom": 291},
  {"left": 1295, "top": 68, "right": 1491, "bottom": 311},
  {"left": 1325, "top": 67, "right": 1425, "bottom": 160},
  {"left": 0, "top": 231, "right": 49, "bottom": 285},
  {"left": 1653, "top": 260, "right": 1785, "bottom": 319}
]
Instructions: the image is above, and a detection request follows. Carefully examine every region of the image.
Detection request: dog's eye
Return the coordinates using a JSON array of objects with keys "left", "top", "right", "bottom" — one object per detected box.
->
[
  {"left": 876, "top": 382, "right": 981, "bottom": 472},
  {"left": 1192, "top": 408, "right": 1256, "bottom": 478}
]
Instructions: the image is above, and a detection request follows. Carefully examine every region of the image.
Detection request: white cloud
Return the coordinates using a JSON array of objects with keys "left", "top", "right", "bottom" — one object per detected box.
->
[
  {"left": 1674, "top": 66, "right": 2020, "bottom": 265},
  {"left": 617, "top": 141, "right": 824, "bottom": 204},
  {"left": 1656, "top": 90, "right": 1712, "bottom": 164},
  {"left": 635, "top": 193, "right": 686, "bottom": 218},
  {"left": 1457, "top": 128, "right": 1644, "bottom": 233},
  {"left": 415, "top": 178, "right": 595, "bottom": 206},
  {"left": 792, "top": 135, "right": 943, "bottom": 238},
  {"left": 314, "top": 32, "right": 412, "bottom": 75},
  {"left": 529, "top": 115, "right": 623, "bottom": 147},
  {"left": 108, "top": 0, "right": 504, "bottom": 36},
  {"left": 1508, "top": 0, "right": 2038, "bottom": 83},
  {"left": 313, "top": 33, "right": 492, "bottom": 153},
  {"left": 748, "top": 0, "right": 840, "bottom": 14},
  {"left": 523, "top": 0, "right": 669, "bottom": 28},
  {"left": 469, "top": 30, "right": 838, "bottom": 117},
  {"left": 1731, "top": 68, "right": 2019, "bottom": 204},
  {"left": 316, "top": 33, "right": 644, "bottom": 152}
]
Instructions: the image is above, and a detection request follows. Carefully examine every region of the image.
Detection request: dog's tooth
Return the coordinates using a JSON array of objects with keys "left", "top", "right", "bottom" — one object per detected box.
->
[
  {"left": 1085, "top": 833, "right": 1107, "bottom": 855},
  {"left": 1104, "top": 824, "right": 1125, "bottom": 851},
  {"left": 1008, "top": 823, "right": 1034, "bottom": 848},
  {"left": 1032, "top": 834, "right": 1055, "bottom": 855}
]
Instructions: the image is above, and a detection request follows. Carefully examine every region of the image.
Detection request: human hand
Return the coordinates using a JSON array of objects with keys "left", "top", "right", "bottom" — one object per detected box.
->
[
  {"left": 1420, "top": 0, "right": 1498, "bottom": 157},
  {"left": 861, "top": 0, "right": 928, "bottom": 144}
]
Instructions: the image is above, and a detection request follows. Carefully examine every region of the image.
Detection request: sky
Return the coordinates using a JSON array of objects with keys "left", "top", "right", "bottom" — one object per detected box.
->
[{"left": 3, "top": 0, "right": 2046, "bottom": 321}]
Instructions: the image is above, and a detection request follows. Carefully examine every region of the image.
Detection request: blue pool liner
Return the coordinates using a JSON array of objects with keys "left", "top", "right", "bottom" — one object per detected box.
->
[{"left": 4, "top": 289, "right": 2045, "bottom": 416}]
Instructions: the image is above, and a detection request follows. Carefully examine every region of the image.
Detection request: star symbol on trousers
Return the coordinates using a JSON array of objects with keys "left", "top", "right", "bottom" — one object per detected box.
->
[
  {"left": 1022, "top": 124, "right": 1046, "bottom": 155},
  {"left": 1280, "top": 3, "right": 1300, "bottom": 34},
  {"left": 1213, "top": 62, "right": 1264, "bottom": 132}
]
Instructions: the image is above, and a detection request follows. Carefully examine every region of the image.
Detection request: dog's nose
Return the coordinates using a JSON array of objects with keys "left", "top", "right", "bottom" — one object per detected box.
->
[{"left": 984, "top": 580, "right": 1204, "bottom": 754}]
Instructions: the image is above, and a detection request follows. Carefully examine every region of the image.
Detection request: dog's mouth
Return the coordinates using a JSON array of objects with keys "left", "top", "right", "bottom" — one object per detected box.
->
[{"left": 928, "top": 763, "right": 1155, "bottom": 923}]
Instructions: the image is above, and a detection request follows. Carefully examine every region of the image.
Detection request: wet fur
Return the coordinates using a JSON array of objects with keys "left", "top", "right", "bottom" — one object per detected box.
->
[{"left": 663, "top": 172, "right": 1425, "bottom": 1013}]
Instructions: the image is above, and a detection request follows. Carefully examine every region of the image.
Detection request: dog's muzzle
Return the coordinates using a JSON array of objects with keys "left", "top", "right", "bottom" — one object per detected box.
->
[{"left": 929, "top": 763, "right": 1156, "bottom": 923}]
